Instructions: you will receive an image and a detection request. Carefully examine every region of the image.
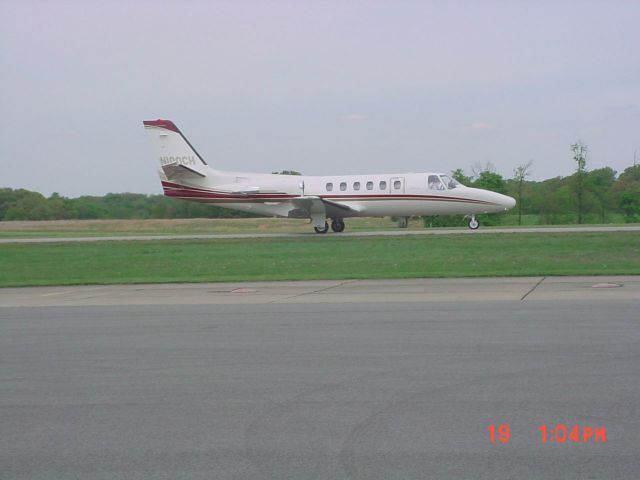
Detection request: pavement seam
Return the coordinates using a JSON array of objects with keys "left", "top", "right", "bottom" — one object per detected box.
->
[
  {"left": 520, "top": 276, "right": 546, "bottom": 301},
  {"left": 268, "top": 279, "right": 359, "bottom": 304}
]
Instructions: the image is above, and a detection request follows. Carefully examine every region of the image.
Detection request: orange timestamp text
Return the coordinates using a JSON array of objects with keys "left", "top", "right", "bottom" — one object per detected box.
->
[{"left": 487, "top": 424, "right": 606, "bottom": 444}]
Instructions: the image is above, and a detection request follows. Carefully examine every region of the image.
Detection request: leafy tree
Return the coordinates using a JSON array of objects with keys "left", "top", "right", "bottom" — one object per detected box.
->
[
  {"left": 2, "top": 189, "right": 49, "bottom": 220},
  {"left": 472, "top": 170, "right": 507, "bottom": 194},
  {"left": 613, "top": 165, "right": 640, "bottom": 222},
  {"left": 618, "top": 164, "right": 640, "bottom": 182},
  {"left": 0, "top": 188, "right": 20, "bottom": 219},
  {"left": 586, "top": 167, "right": 616, "bottom": 223},
  {"left": 451, "top": 168, "right": 472, "bottom": 186},
  {"left": 527, "top": 177, "right": 574, "bottom": 224},
  {"left": 619, "top": 192, "right": 640, "bottom": 221},
  {"left": 72, "top": 196, "right": 110, "bottom": 219},
  {"left": 0, "top": 188, "right": 262, "bottom": 221},
  {"left": 550, "top": 185, "right": 575, "bottom": 224}
]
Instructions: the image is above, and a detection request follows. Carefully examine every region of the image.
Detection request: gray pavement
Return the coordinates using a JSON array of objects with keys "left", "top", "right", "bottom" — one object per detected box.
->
[
  {"left": 2, "top": 225, "right": 639, "bottom": 243},
  {"left": 0, "top": 276, "right": 639, "bottom": 307},
  {"left": 1, "top": 277, "right": 639, "bottom": 479}
]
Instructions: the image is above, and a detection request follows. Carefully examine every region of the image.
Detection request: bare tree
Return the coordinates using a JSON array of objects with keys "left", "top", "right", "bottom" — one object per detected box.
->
[
  {"left": 471, "top": 161, "right": 497, "bottom": 178},
  {"left": 513, "top": 160, "right": 533, "bottom": 225},
  {"left": 571, "top": 141, "right": 588, "bottom": 224}
]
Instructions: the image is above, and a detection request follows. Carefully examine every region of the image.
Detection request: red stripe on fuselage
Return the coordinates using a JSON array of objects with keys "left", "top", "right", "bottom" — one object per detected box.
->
[
  {"left": 160, "top": 181, "right": 497, "bottom": 205},
  {"left": 161, "top": 183, "right": 294, "bottom": 200},
  {"left": 321, "top": 194, "right": 493, "bottom": 204}
]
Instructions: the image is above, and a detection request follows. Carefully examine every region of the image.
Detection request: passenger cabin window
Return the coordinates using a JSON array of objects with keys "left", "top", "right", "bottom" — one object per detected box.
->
[
  {"left": 326, "top": 182, "right": 333, "bottom": 192},
  {"left": 340, "top": 182, "right": 347, "bottom": 191},
  {"left": 428, "top": 175, "right": 445, "bottom": 191},
  {"left": 366, "top": 181, "right": 373, "bottom": 190},
  {"left": 393, "top": 180, "right": 401, "bottom": 190},
  {"left": 353, "top": 181, "right": 361, "bottom": 191}
]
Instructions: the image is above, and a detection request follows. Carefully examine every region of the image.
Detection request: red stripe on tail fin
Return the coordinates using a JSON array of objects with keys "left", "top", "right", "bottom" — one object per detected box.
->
[{"left": 142, "top": 119, "right": 179, "bottom": 133}]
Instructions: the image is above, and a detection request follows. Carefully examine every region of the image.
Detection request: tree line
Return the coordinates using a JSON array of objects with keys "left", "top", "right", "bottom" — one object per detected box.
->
[
  {"left": 424, "top": 143, "right": 639, "bottom": 226},
  {"left": 0, "top": 190, "right": 259, "bottom": 221},
  {"left": 422, "top": 161, "right": 639, "bottom": 227},
  {"left": 1, "top": 155, "right": 638, "bottom": 224}
]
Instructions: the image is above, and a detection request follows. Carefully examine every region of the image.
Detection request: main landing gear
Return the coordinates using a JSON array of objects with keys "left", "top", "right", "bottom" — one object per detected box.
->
[
  {"left": 468, "top": 215, "right": 479, "bottom": 230},
  {"left": 313, "top": 218, "right": 346, "bottom": 234},
  {"left": 331, "top": 218, "right": 345, "bottom": 233}
]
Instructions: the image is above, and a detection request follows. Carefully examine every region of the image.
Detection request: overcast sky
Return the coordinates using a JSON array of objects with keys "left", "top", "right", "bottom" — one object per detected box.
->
[{"left": 1, "top": 0, "right": 639, "bottom": 197}]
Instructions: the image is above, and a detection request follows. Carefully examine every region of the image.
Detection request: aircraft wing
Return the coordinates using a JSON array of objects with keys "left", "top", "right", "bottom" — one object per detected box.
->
[
  {"left": 161, "top": 163, "right": 206, "bottom": 180},
  {"left": 321, "top": 198, "right": 358, "bottom": 212},
  {"left": 288, "top": 196, "right": 360, "bottom": 220}
]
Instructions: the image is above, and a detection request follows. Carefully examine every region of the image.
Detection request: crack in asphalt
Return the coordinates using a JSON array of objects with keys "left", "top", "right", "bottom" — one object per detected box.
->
[
  {"left": 520, "top": 276, "right": 546, "bottom": 301},
  {"left": 269, "top": 279, "right": 359, "bottom": 304}
]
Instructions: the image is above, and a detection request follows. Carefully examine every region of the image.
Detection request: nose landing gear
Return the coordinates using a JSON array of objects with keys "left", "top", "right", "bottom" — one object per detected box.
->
[
  {"left": 314, "top": 221, "right": 329, "bottom": 234},
  {"left": 468, "top": 215, "right": 479, "bottom": 230}
]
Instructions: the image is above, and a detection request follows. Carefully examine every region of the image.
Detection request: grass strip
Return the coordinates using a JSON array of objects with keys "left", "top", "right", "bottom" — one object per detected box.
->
[{"left": 1, "top": 232, "right": 638, "bottom": 287}]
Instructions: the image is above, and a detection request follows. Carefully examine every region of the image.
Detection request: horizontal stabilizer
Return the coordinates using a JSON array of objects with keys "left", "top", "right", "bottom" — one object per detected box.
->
[
  {"left": 208, "top": 183, "right": 286, "bottom": 195},
  {"left": 232, "top": 186, "right": 283, "bottom": 195}
]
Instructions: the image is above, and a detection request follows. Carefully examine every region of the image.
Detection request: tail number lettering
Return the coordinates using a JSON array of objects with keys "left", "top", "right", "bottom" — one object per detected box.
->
[{"left": 160, "top": 156, "right": 196, "bottom": 166}]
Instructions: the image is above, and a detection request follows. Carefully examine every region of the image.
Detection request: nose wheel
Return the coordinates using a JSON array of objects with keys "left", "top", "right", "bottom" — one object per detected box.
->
[
  {"left": 468, "top": 216, "right": 479, "bottom": 230},
  {"left": 331, "top": 219, "right": 345, "bottom": 233},
  {"left": 314, "top": 221, "right": 329, "bottom": 234}
]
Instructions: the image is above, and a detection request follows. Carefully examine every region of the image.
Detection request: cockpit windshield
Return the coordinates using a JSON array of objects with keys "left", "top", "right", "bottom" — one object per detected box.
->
[
  {"left": 428, "top": 175, "right": 445, "bottom": 190},
  {"left": 440, "top": 175, "right": 461, "bottom": 189},
  {"left": 428, "top": 174, "right": 462, "bottom": 190}
]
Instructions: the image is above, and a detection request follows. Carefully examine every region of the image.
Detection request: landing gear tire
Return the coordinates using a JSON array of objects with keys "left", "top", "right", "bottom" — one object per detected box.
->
[
  {"left": 468, "top": 216, "right": 479, "bottom": 230},
  {"left": 314, "top": 222, "right": 329, "bottom": 234},
  {"left": 331, "top": 219, "right": 345, "bottom": 233}
]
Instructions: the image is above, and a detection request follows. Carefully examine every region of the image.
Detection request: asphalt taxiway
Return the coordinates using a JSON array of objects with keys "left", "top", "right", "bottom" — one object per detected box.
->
[
  {"left": 1, "top": 277, "right": 639, "bottom": 479},
  {"left": 1, "top": 224, "right": 639, "bottom": 243}
]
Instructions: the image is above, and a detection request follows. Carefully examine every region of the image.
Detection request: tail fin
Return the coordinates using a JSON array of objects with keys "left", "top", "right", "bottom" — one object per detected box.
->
[{"left": 142, "top": 119, "right": 210, "bottom": 180}]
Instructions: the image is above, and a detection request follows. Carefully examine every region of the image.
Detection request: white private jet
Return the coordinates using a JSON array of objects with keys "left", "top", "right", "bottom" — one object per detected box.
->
[{"left": 143, "top": 119, "right": 515, "bottom": 233}]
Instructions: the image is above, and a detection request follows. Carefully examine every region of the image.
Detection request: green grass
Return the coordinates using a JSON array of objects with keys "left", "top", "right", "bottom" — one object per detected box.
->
[
  {"left": 1, "top": 232, "right": 638, "bottom": 287},
  {"left": 0, "top": 217, "right": 406, "bottom": 238}
]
